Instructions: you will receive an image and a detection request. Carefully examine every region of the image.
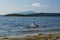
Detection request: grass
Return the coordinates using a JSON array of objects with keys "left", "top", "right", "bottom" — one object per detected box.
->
[{"left": 0, "top": 33, "right": 60, "bottom": 40}]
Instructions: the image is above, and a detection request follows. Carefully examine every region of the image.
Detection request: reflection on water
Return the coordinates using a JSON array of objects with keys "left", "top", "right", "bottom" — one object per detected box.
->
[{"left": 0, "top": 16, "right": 60, "bottom": 36}]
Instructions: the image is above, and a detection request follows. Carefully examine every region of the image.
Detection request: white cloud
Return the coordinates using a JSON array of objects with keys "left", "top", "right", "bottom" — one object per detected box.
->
[
  {"left": 32, "top": 3, "right": 41, "bottom": 8},
  {"left": 24, "top": 3, "right": 48, "bottom": 8}
]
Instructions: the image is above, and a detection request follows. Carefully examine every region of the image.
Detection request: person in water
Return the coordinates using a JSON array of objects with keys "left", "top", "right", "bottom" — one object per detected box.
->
[{"left": 30, "top": 22, "right": 39, "bottom": 28}]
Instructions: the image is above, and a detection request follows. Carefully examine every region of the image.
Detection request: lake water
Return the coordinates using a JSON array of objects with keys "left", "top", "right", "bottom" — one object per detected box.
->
[{"left": 0, "top": 16, "right": 60, "bottom": 37}]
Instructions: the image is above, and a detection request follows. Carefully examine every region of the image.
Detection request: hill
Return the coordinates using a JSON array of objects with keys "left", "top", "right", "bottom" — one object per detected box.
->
[{"left": 5, "top": 13, "right": 60, "bottom": 16}]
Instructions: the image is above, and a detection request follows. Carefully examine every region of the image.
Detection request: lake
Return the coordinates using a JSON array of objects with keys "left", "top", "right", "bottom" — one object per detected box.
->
[{"left": 0, "top": 16, "right": 60, "bottom": 37}]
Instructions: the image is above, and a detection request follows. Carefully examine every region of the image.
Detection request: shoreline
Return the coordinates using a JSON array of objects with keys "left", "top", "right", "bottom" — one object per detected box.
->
[{"left": 0, "top": 32, "right": 60, "bottom": 40}]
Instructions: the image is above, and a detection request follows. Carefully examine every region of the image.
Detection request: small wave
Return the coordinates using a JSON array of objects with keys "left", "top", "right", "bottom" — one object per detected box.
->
[{"left": 16, "top": 28, "right": 60, "bottom": 33}]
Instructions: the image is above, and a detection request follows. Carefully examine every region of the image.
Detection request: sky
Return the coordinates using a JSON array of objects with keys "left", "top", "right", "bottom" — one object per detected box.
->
[{"left": 0, "top": 0, "right": 60, "bottom": 15}]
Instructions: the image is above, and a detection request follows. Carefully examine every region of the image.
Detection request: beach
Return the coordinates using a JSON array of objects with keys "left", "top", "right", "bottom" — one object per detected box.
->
[{"left": 0, "top": 32, "right": 60, "bottom": 40}]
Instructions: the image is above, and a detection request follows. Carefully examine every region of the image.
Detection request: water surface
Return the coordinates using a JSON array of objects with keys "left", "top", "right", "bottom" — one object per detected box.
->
[{"left": 0, "top": 16, "right": 60, "bottom": 36}]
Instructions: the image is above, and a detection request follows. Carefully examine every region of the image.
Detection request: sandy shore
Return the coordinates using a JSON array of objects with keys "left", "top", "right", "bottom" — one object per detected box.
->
[{"left": 0, "top": 32, "right": 60, "bottom": 40}]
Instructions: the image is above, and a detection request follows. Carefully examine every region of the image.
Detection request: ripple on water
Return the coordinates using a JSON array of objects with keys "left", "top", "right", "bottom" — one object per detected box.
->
[{"left": 0, "top": 17, "right": 60, "bottom": 36}]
